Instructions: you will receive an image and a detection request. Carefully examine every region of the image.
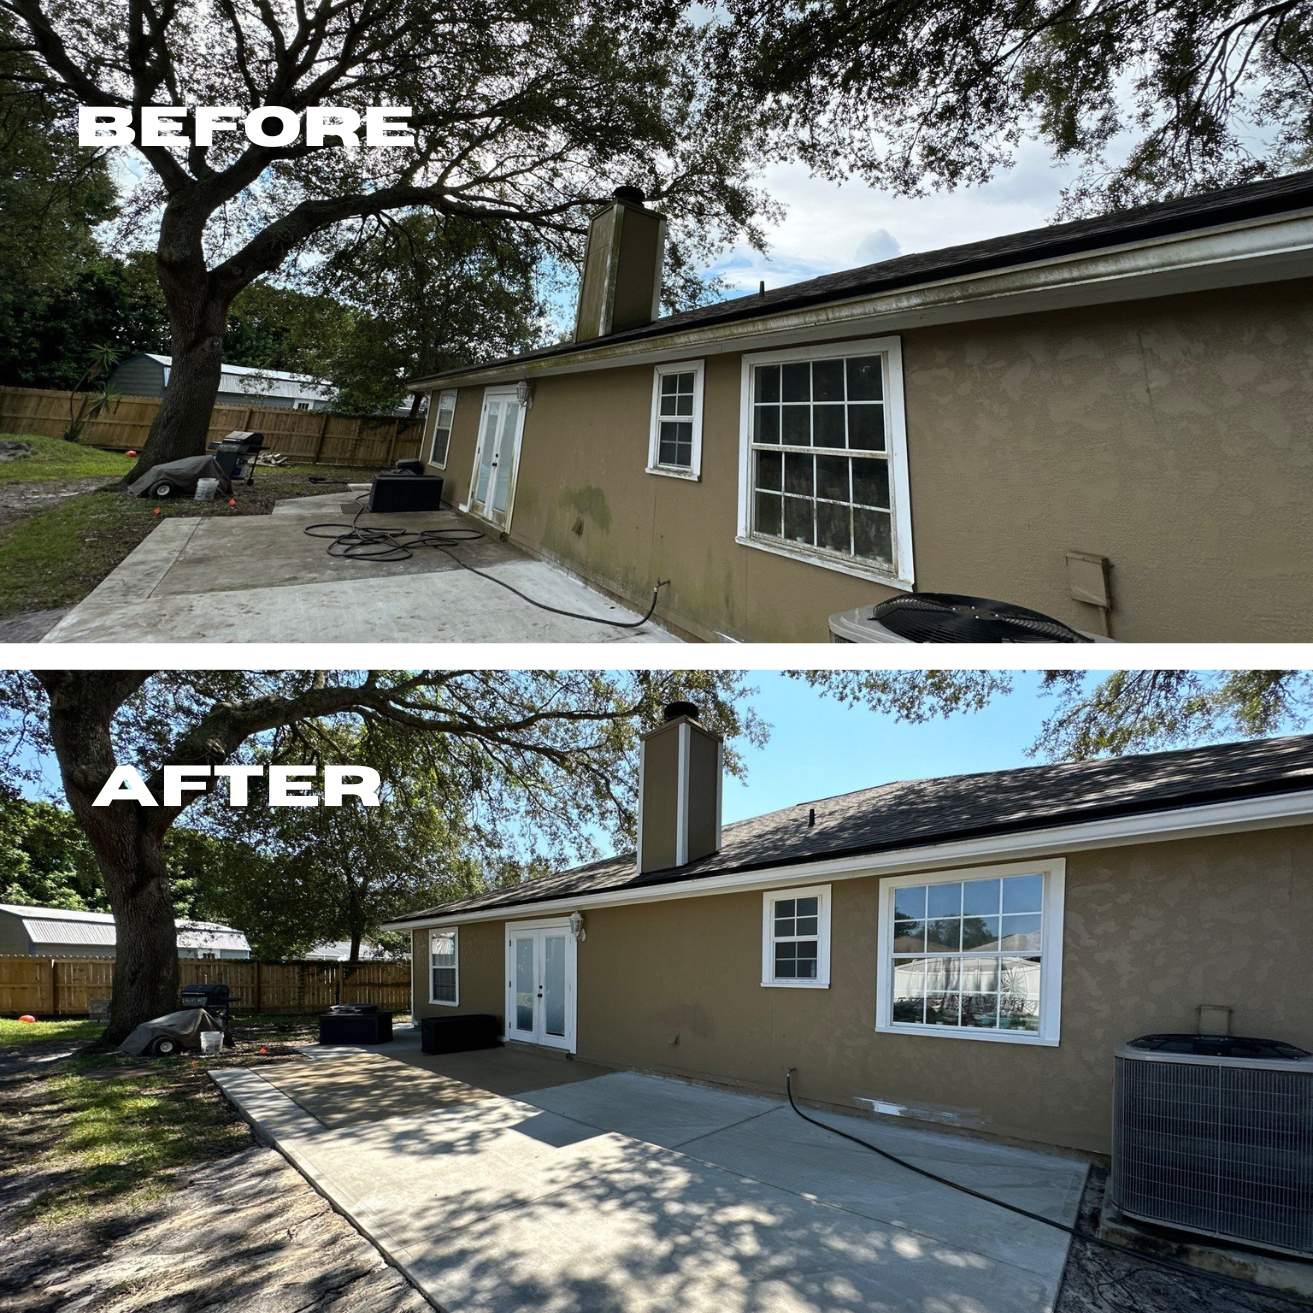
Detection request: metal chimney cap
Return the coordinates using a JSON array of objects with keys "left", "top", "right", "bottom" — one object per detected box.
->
[
  {"left": 663, "top": 701, "right": 699, "bottom": 723},
  {"left": 612, "top": 185, "right": 646, "bottom": 205}
]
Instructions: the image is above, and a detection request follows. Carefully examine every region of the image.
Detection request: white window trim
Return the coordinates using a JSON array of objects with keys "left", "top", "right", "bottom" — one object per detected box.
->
[
  {"left": 428, "top": 926, "right": 460, "bottom": 1007},
  {"left": 427, "top": 388, "right": 458, "bottom": 470},
  {"left": 646, "top": 359, "right": 705, "bottom": 481},
  {"left": 874, "top": 859, "right": 1065, "bottom": 1047},
  {"left": 761, "top": 884, "right": 831, "bottom": 989},
  {"left": 736, "top": 335, "right": 914, "bottom": 590}
]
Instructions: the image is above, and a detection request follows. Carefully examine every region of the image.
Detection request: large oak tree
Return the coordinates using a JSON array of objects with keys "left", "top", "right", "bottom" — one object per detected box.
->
[
  {"left": 2, "top": 0, "right": 773, "bottom": 478},
  {"left": 1, "top": 671, "right": 762, "bottom": 1041}
]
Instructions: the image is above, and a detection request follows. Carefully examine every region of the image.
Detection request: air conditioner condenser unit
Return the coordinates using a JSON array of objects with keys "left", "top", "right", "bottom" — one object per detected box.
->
[{"left": 1111, "top": 1033, "right": 1313, "bottom": 1257}]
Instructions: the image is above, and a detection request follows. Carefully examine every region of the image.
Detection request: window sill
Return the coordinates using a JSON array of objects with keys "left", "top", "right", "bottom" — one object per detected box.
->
[
  {"left": 761, "top": 978, "right": 830, "bottom": 990},
  {"left": 428, "top": 996, "right": 460, "bottom": 1008},
  {"left": 645, "top": 465, "right": 700, "bottom": 482},
  {"left": 875, "top": 1021, "right": 1058, "bottom": 1046},
  {"left": 735, "top": 535, "right": 913, "bottom": 590}
]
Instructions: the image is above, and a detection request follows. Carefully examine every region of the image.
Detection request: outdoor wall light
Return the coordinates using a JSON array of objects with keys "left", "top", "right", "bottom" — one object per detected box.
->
[
  {"left": 569, "top": 911, "right": 586, "bottom": 942},
  {"left": 516, "top": 379, "right": 535, "bottom": 409}
]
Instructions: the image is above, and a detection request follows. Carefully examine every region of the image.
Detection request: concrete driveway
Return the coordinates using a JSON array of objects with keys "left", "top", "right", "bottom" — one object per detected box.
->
[
  {"left": 213, "top": 1037, "right": 1087, "bottom": 1313},
  {"left": 43, "top": 491, "right": 677, "bottom": 644}
]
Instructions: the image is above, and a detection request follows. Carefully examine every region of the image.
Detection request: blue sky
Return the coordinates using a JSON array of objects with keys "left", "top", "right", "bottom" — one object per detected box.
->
[{"left": 722, "top": 671, "right": 1079, "bottom": 823}]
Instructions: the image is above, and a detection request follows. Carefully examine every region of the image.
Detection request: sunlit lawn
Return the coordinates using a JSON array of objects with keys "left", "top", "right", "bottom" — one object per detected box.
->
[{"left": 0, "top": 1017, "right": 103, "bottom": 1048}]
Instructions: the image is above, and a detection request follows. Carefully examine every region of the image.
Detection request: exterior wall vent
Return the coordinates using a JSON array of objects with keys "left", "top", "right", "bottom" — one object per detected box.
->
[{"left": 1110, "top": 1033, "right": 1313, "bottom": 1257}]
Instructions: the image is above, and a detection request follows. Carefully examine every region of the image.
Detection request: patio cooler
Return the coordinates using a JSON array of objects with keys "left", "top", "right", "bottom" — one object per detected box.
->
[
  {"left": 318, "top": 1003, "right": 394, "bottom": 1045},
  {"left": 421, "top": 1013, "right": 502, "bottom": 1054}
]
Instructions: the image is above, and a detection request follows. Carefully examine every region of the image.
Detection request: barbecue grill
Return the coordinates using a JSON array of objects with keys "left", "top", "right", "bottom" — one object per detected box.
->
[
  {"left": 180, "top": 982, "right": 232, "bottom": 1037},
  {"left": 208, "top": 431, "right": 265, "bottom": 484}
]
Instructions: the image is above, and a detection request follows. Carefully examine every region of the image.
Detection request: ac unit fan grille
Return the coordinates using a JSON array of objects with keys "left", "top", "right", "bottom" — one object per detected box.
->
[
  {"left": 1112, "top": 1054, "right": 1313, "bottom": 1255},
  {"left": 869, "top": 593, "right": 1089, "bottom": 643}
]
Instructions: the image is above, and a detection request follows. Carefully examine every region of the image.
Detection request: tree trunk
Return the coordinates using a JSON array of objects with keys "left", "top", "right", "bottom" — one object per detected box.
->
[
  {"left": 125, "top": 220, "right": 233, "bottom": 483},
  {"left": 42, "top": 673, "right": 178, "bottom": 1043},
  {"left": 77, "top": 813, "right": 179, "bottom": 1043}
]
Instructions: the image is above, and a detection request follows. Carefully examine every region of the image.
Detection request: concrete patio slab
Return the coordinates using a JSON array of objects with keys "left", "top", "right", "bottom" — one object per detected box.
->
[
  {"left": 42, "top": 497, "right": 678, "bottom": 643},
  {"left": 213, "top": 1050, "right": 1085, "bottom": 1313}
]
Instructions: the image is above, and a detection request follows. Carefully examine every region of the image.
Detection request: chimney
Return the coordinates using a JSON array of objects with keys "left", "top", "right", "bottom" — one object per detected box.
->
[
  {"left": 638, "top": 702, "right": 723, "bottom": 874},
  {"left": 574, "top": 186, "right": 666, "bottom": 343}
]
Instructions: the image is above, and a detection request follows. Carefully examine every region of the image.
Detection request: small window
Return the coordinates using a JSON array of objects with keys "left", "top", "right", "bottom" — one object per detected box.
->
[
  {"left": 429, "top": 927, "right": 459, "bottom": 1005},
  {"left": 877, "top": 862, "right": 1065, "bottom": 1045},
  {"left": 647, "top": 361, "right": 704, "bottom": 480},
  {"left": 762, "top": 885, "right": 831, "bottom": 988},
  {"left": 429, "top": 390, "right": 457, "bottom": 468},
  {"left": 292, "top": 400, "right": 312, "bottom": 411}
]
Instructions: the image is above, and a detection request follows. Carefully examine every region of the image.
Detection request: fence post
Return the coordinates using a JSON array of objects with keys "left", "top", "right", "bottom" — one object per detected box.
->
[
  {"left": 50, "top": 958, "right": 59, "bottom": 1017},
  {"left": 385, "top": 418, "right": 401, "bottom": 466},
  {"left": 313, "top": 412, "right": 331, "bottom": 464},
  {"left": 297, "top": 962, "right": 305, "bottom": 1013},
  {"left": 254, "top": 960, "right": 263, "bottom": 1014}
]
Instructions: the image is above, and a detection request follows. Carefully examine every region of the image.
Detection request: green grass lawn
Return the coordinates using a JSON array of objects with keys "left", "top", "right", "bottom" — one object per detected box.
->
[
  {"left": 0, "top": 1017, "right": 103, "bottom": 1047},
  {"left": 19, "top": 1062, "right": 250, "bottom": 1225},
  {"left": 0, "top": 435, "right": 379, "bottom": 620},
  {"left": 0, "top": 432, "right": 128, "bottom": 483}
]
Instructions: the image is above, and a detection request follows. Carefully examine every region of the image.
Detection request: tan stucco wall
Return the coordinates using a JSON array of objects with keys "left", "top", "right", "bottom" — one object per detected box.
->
[
  {"left": 427, "top": 279, "right": 1313, "bottom": 642},
  {"left": 412, "top": 824, "right": 1313, "bottom": 1155}
]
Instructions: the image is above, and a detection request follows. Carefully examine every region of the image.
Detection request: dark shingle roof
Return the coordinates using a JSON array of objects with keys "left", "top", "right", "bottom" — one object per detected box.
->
[
  {"left": 414, "top": 169, "right": 1313, "bottom": 385},
  {"left": 392, "top": 732, "right": 1313, "bottom": 922}
]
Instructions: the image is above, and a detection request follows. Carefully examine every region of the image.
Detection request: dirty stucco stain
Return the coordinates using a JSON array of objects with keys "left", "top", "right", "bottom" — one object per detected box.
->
[{"left": 559, "top": 485, "right": 612, "bottom": 533}]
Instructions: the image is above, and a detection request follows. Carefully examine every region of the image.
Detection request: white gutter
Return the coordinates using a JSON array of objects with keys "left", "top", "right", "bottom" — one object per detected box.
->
[
  {"left": 381, "top": 789, "right": 1313, "bottom": 930},
  {"left": 409, "top": 209, "right": 1313, "bottom": 391}
]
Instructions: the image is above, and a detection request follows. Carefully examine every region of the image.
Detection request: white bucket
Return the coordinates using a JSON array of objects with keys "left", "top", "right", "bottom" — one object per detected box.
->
[
  {"left": 200, "top": 1029, "right": 222, "bottom": 1055},
  {"left": 194, "top": 477, "right": 219, "bottom": 501}
]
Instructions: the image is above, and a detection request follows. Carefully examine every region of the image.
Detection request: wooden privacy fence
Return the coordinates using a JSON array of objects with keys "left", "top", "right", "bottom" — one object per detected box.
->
[
  {"left": 0, "top": 386, "right": 424, "bottom": 468},
  {"left": 0, "top": 955, "right": 411, "bottom": 1017}
]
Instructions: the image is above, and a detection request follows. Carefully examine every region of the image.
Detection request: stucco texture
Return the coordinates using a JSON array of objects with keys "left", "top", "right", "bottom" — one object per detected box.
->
[
  {"left": 428, "top": 280, "right": 1313, "bottom": 642},
  {"left": 412, "top": 824, "right": 1313, "bottom": 1155}
]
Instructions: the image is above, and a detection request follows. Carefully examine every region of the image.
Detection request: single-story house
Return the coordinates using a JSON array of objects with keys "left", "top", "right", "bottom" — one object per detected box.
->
[
  {"left": 385, "top": 708, "right": 1313, "bottom": 1157},
  {"left": 409, "top": 172, "right": 1313, "bottom": 642},
  {"left": 302, "top": 939, "right": 397, "bottom": 962},
  {"left": 109, "top": 353, "right": 336, "bottom": 411},
  {"left": 0, "top": 903, "right": 251, "bottom": 959}
]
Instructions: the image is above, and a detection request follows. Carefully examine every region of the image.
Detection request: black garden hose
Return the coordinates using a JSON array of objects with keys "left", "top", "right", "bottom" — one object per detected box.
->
[
  {"left": 303, "top": 497, "right": 668, "bottom": 630},
  {"left": 783, "top": 1068, "right": 1312, "bottom": 1309}
]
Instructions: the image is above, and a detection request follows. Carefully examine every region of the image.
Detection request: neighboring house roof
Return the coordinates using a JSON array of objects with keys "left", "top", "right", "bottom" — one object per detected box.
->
[
  {"left": 388, "top": 733, "right": 1313, "bottom": 923},
  {"left": 410, "top": 168, "right": 1313, "bottom": 387},
  {"left": 139, "top": 353, "right": 335, "bottom": 404},
  {"left": 0, "top": 904, "right": 250, "bottom": 953},
  {"left": 302, "top": 940, "right": 395, "bottom": 961}
]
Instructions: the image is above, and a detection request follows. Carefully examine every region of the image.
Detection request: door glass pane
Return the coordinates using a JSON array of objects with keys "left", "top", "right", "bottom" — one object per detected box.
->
[
  {"left": 543, "top": 934, "right": 567, "bottom": 1037},
  {"left": 491, "top": 403, "right": 518, "bottom": 515},
  {"left": 474, "top": 404, "right": 499, "bottom": 504},
  {"left": 514, "top": 936, "right": 534, "bottom": 1032}
]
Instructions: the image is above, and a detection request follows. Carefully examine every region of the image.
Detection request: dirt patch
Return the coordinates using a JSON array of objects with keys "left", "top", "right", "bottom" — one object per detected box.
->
[
  {"left": 0, "top": 476, "right": 112, "bottom": 532},
  {"left": 0, "top": 1143, "right": 431, "bottom": 1313},
  {"left": 0, "top": 1021, "right": 431, "bottom": 1313}
]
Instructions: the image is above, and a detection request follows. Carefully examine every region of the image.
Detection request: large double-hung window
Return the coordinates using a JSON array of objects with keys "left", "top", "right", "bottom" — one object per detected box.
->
[
  {"left": 875, "top": 862, "right": 1065, "bottom": 1045},
  {"left": 738, "top": 337, "right": 912, "bottom": 586}
]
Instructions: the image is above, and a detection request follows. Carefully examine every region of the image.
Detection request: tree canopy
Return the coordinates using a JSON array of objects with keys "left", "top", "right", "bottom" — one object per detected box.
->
[{"left": 724, "top": 0, "right": 1313, "bottom": 212}]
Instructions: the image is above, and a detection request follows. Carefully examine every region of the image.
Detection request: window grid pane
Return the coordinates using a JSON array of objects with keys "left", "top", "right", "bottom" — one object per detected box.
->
[
  {"left": 889, "top": 875, "right": 1043, "bottom": 1033},
  {"left": 750, "top": 355, "right": 892, "bottom": 569},
  {"left": 770, "top": 893, "right": 821, "bottom": 983}
]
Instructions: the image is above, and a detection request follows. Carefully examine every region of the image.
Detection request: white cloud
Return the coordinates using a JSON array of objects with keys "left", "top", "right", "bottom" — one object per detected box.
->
[{"left": 706, "top": 138, "right": 1083, "bottom": 296}]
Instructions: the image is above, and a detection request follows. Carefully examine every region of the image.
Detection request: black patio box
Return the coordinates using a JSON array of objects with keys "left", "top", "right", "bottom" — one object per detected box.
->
[
  {"left": 318, "top": 1006, "right": 394, "bottom": 1045},
  {"left": 368, "top": 472, "right": 444, "bottom": 513},
  {"left": 421, "top": 1013, "right": 502, "bottom": 1054}
]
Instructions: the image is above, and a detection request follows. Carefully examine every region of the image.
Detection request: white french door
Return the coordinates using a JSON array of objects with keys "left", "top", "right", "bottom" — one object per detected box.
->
[
  {"left": 505, "top": 921, "right": 576, "bottom": 1052},
  {"left": 466, "top": 388, "right": 525, "bottom": 529}
]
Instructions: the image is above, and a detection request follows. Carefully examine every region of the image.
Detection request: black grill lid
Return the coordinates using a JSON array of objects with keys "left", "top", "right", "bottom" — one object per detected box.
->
[
  {"left": 870, "top": 593, "right": 1090, "bottom": 643},
  {"left": 1128, "top": 1033, "right": 1312, "bottom": 1060}
]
